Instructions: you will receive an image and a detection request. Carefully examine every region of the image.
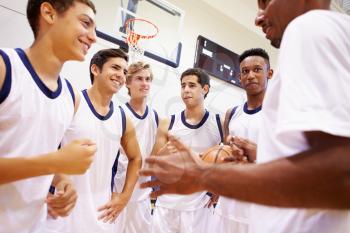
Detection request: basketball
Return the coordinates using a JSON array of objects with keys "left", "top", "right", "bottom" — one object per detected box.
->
[{"left": 200, "top": 144, "right": 233, "bottom": 164}]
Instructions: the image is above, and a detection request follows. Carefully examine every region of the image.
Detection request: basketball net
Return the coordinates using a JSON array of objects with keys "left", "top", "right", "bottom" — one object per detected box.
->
[{"left": 124, "top": 18, "right": 159, "bottom": 62}]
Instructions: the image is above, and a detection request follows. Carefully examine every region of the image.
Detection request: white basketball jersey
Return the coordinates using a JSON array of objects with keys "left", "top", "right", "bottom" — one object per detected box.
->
[
  {"left": 156, "top": 110, "right": 223, "bottom": 211},
  {"left": 45, "top": 90, "right": 125, "bottom": 233},
  {"left": 113, "top": 103, "right": 158, "bottom": 202},
  {"left": 0, "top": 48, "right": 75, "bottom": 233},
  {"left": 215, "top": 103, "right": 262, "bottom": 224}
]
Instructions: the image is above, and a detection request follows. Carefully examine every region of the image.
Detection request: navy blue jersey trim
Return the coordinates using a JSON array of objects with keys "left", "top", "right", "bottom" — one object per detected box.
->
[
  {"left": 15, "top": 48, "right": 62, "bottom": 99},
  {"left": 111, "top": 150, "right": 121, "bottom": 192},
  {"left": 82, "top": 89, "right": 114, "bottom": 120},
  {"left": 243, "top": 102, "right": 262, "bottom": 115},
  {"left": 168, "top": 114, "right": 175, "bottom": 130},
  {"left": 181, "top": 110, "right": 209, "bottom": 129},
  {"left": 65, "top": 79, "right": 75, "bottom": 106},
  {"left": 153, "top": 109, "right": 159, "bottom": 127},
  {"left": 228, "top": 106, "right": 239, "bottom": 125},
  {"left": 49, "top": 185, "right": 56, "bottom": 195},
  {"left": 216, "top": 114, "right": 224, "bottom": 143},
  {"left": 0, "top": 50, "right": 12, "bottom": 104},
  {"left": 119, "top": 106, "right": 126, "bottom": 135},
  {"left": 125, "top": 102, "right": 148, "bottom": 119}
]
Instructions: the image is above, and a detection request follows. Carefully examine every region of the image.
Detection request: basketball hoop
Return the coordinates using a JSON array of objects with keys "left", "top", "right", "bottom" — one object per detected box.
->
[{"left": 124, "top": 18, "right": 159, "bottom": 56}]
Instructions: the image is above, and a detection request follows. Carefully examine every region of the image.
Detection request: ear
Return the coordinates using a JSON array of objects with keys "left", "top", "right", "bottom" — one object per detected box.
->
[
  {"left": 90, "top": 64, "right": 100, "bottom": 78},
  {"left": 125, "top": 77, "right": 131, "bottom": 88},
  {"left": 203, "top": 84, "right": 209, "bottom": 96},
  {"left": 267, "top": 68, "right": 273, "bottom": 80},
  {"left": 40, "top": 2, "right": 57, "bottom": 25},
  {"left": 238, "top": 73, "right": 242, "bottom": 84}
]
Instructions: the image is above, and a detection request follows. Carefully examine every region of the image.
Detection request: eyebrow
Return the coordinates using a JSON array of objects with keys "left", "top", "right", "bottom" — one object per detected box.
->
[
  {"left": 82, "top": 14, "right": 96, "bottom": 27},
  {"left": 112, "top": 64, "right": 122, "bottom": 69}
]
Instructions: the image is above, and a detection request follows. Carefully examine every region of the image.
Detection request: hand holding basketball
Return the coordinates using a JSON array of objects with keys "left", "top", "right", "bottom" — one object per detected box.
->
[{"left": 201, "top": 144, "right": 248, "bottom": 164}]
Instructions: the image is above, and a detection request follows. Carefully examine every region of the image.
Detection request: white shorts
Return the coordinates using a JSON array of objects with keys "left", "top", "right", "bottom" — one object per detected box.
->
[
  {"left": 205, "top": 211, "right": 249, "bottom": 233},
  {"left": 122, "top": 198, "right": 152, "bottom": 233},
  {"left": 151, "top": 206, "right": 211, "bottom": 233}
]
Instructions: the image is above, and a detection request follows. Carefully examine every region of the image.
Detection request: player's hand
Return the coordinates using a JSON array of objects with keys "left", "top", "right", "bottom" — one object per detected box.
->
[
  {"left": 140, "top": 134, "right": 207, "bottom": 197},
  {"left": 205, "top": 193, "right": 219, "bottom": 208},
  {"left": 227, "top": 135, "right": 256, "bottom": 162},
  {"left": 156, "top": 141, "right": 179, "bottom": 156},
  {"left": 97, "top": 192, "right": 129, "bottom": 223},
  {"left": 46, "top": 177, "right": 77, "bottom": 218},
  {"left": 53, "top": 139, "right": 97, "bottom": 174}
]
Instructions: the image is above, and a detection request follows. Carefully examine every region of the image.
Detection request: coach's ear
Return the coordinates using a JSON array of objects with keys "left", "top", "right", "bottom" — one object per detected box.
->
[{"left": 268, "top": 68, "right": 273, "bottom": 80}]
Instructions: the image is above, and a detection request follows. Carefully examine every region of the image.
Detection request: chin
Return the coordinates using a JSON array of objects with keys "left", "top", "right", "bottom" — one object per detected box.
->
[
  {"left": 270, "top": 38, "right": 282, "bottom": 49},
  {"left": 70, "top": 52, "right": 85, "bottom": 62}
]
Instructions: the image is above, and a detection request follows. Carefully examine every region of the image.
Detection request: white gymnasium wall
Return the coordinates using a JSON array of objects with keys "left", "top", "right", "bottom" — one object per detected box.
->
[{"left": 0, "top": 0, "right": 278, "bottom": 119}]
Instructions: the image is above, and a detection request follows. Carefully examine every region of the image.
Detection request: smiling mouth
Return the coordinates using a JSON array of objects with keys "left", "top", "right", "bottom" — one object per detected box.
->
[
  {"left": 79, "top": 40, "right": 90, "bottom": 53},
  {"left": 111, "top": 80, "right": 121, "bottom": 86}
]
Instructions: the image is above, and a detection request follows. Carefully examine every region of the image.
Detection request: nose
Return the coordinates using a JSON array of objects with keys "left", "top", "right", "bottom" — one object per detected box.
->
[
  {"left": 255, "top": 9, "right": 265, "bottom": 27},
  {"left": 88, "top": 28, "right": 97, "bottom": 44},
  {"left": 247, "top": 71, "right": 256, "bottom": 80},
  {"left": 141, "top": 78, "right": 148, "bottom": 85},
  {"left": 183, "top": 85, "right": 190, "bottom": 93}
]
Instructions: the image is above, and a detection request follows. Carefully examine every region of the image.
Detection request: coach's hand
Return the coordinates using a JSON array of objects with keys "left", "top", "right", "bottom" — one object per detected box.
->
[
  {"left": 139, "top": 135, "right": 207, "bottom": 198},
  {"left": 52, "top": 139, "right": 97, "bottom": 174},
  {"left": 97, "top": 192, "right": 129, "bottom": 223},
  {"left": 46, "top": 176, "right": 77, "bottom": 218}
]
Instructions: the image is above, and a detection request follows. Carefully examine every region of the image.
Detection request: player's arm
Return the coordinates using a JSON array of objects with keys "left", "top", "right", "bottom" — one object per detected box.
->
[
  {"left": 201, "top": 131, "right": 350, "bottom": 209},
  {"left": 0, "top": 139, "right": 96, "bottom": 185},
  {"left": 223, "top": 108, "right": 232, "bottom": 144},
  {"left": 150, "top": 118, "right": 170, "bottom": 155},
  {"left": 120, "top": 117, "right": 142, "bottom": 198}
]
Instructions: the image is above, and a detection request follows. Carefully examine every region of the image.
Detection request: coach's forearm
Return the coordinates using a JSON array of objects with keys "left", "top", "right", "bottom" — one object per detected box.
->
[
  {"left": 201, "top": 144, "right": 350, "bottom": 209},
  {"left": 0, "top": 153, "right": 57, "bottom": 185}
]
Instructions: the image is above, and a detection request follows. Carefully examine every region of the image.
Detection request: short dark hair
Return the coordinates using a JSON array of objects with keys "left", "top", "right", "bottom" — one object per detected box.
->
[
  {"left": 180, "top": 68, "right": 210, "bottom": 98},
  {"left": 89, "top": 48, "right": 129, "bottom": 84},
  {"left": 239, "top": 48, "right": 270, "bottom": 68},
  {"left": 27, "top": 0, "right": 96, "bottom": 38}
]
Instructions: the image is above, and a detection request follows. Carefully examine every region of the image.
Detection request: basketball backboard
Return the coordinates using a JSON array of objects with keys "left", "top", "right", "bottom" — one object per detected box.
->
[{"left": 93, "top": 0, "right": 184, "bottom": 68}]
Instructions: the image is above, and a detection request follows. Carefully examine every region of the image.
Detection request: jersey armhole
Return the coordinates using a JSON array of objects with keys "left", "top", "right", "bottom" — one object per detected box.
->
[
  {"left": 153, "top": 109, "right": 159, "bottom": 127},
  {"left": 228, "top": 106, "right": 238, "bottom": 125},
  {"left": 168, "top": 114, "right": 175, "bottom": 130},
  {"left": 216, "top": 114, "right": 224, "bottom": 143},
  {"left": 0, "top": 49, "right": 12, "bottom": 104},
  {"left": 119, "top": 106, "right": 126, "bottom": 135},
  {"left": 64, "top": 79, "right": 75, "bottom": 106},
  {"left": 111, "top": 150, "right": 121, "bottom": 192}
]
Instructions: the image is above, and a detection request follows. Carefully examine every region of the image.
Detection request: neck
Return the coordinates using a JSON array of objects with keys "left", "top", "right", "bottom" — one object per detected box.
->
[
  {"left": 128, "top": 97, "right": 147, "bottom": 114},
  {"left": 25, "top": 42, "right": 63, "bottom": 81},
  {"left": 307, "top": 0, "right": 331, "bottom": 11},
  {"left": 88, "top": 85, "right": 113, "bottom": 108},
  {"left": 246, "top": 90, "right": 265, "bottom": 110},
  {"left": 185, "top": 103, "right": 206, "bottom": 122}
]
